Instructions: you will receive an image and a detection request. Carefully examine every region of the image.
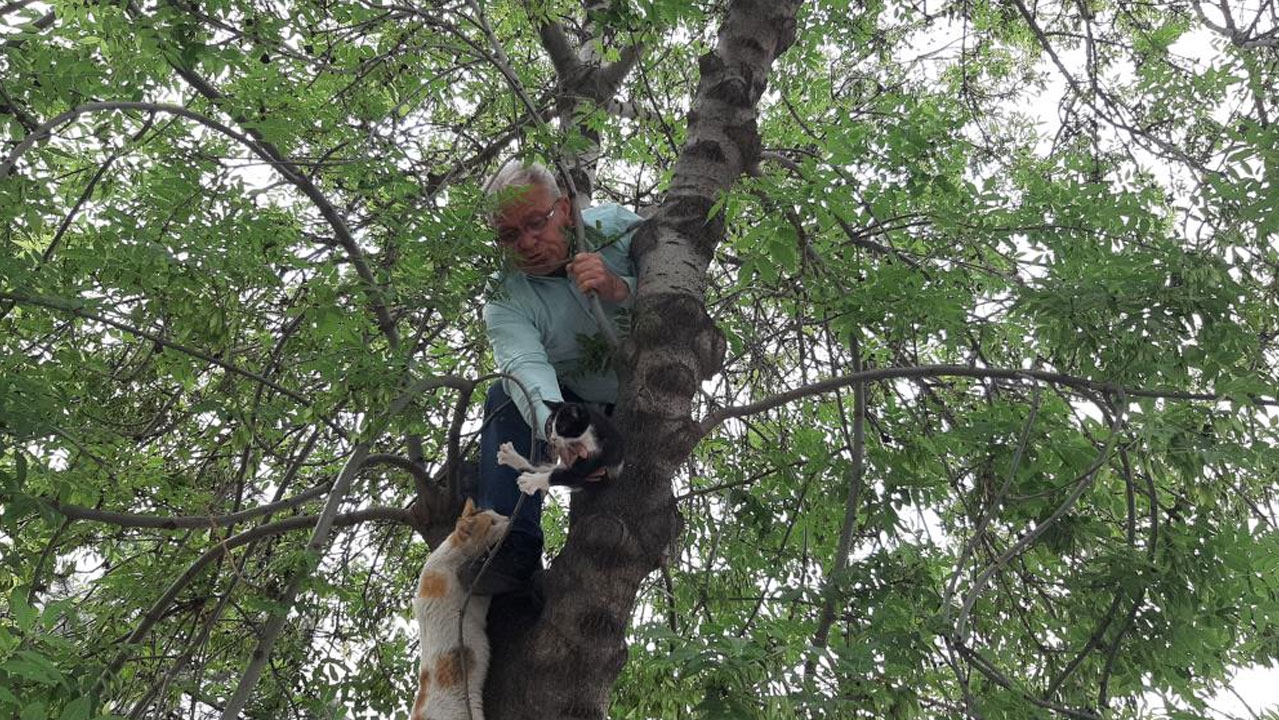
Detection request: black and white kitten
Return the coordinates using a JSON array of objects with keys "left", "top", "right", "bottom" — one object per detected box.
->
[{"left": 496, "top": 400, "right": 624, "bottom": 495}]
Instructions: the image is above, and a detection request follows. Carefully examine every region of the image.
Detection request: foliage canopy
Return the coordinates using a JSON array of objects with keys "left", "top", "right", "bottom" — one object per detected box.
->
[{"left": 1, "top": 0, "right": 1277, "bottom": 718}]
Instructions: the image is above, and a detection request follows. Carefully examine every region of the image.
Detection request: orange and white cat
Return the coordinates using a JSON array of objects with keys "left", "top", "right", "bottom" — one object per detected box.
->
[{"left": 411, "top": 499, "right": 509, "bottom": 720}]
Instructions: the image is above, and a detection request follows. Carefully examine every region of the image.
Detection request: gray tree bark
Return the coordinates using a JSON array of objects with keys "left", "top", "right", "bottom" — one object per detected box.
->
[{"left": 484, "top": 2, "right": 803, "bottom": 717}]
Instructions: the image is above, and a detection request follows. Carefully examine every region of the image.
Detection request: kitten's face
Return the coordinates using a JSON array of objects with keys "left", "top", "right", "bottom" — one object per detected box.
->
[
  {"left": 451, "top": 499, "right": 509, "bottom": 555},
  {"left": 545, "top": 401, "right": 591, "bottom": 442}
]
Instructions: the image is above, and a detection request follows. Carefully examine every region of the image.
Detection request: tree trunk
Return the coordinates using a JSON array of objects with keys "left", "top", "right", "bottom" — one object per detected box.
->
[{"left": 484, "top": 2, "right": 802, "bottom": 717}]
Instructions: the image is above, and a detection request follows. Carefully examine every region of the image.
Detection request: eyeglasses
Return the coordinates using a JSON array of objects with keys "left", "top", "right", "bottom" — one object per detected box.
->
[{"left": 496, "top": 204, "right": 559, "bottom": 246}]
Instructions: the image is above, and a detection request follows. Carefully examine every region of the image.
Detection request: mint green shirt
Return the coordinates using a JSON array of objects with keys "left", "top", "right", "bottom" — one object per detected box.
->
[{"left": 483, "top": 203, "right": 641, "bottom": 438}]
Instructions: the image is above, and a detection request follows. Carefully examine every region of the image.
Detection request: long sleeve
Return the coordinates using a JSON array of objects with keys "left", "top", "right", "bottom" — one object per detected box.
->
[
  {"left": 589, "top": 204, "right": 640, "bottom": 309},
  {"left": 482, "top": 298, "right": 563, "bottom": 438},
  {"left": 480, "top": 203, "right": 643, "bottom": 435}
]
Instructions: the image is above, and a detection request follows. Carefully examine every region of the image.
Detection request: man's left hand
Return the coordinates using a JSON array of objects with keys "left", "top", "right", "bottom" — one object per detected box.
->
[{"left": 567, "top": 252, "right": 629, "bottom": 303}]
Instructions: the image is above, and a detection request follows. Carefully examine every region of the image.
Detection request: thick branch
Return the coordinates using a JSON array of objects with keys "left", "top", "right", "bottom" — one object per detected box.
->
[
  {"left": 363, "top": 452, "right": 434, "bottom": 491},
  {"left": 601, "top": 97, "right": 660, "bottom": 121},
  {"left": 539, "top": 20, "right": 582, "bottom": 80},
  {"left": 597, "top": 44, "right": 643, "bottom": 97}
]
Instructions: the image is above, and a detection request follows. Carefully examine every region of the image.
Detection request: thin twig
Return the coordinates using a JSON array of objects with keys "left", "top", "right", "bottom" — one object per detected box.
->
[
  {"left": 50, "top": 482, "right": 333, "bottom": 530},
  {"left": 93, "top": 506, "right": 411, "bottom": 699},
  {"left": 702, "top": 364, "right": 1274, "bottom": 435},
  {"left": 0, "top": 99, "right": 400, "bottom": 345},
  {"left": 941, "top": 384, "right": 1043, "bottom": 613},
  {"left": 955, "top": 416, "right": 1123, "bottom": 642},
  {"left": 806, "top": 331, "right": 867, "bottom": 679},
  {"left": 217, "top": 374, "right": 472, "bottom": 720},
  {"left": 0, "top": 290, "right": 347, "bottom": 439}
]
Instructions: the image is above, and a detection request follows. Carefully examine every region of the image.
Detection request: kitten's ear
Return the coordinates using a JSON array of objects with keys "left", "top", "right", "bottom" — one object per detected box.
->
[
  {"left": 544, "top": 400, "right": 564, "bottom": 412},
  {"left": 461, "top": 498, "right": 477, "bottom": 517}
]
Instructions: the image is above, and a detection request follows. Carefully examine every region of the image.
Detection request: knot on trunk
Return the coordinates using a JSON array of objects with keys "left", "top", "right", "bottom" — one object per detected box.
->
[
  {"left": 695, "top": 324, "right": 727, "bottom": 379},
  {"left": 575, "top": 511, "right": 642, "bottom": 567}
]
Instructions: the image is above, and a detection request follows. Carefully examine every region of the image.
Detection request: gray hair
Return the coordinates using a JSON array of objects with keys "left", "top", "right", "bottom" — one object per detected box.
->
[{"left": 485, "top": 160, "right": 561, "bottom": 218}]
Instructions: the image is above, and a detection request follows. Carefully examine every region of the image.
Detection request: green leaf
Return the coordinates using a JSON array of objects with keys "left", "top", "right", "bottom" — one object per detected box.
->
[
  {"left": 766, "top": 233, "right": 798, "bottom": 272},
  {"left": 58, "top": 697, "right": 91, "bottom": 720},
  {"left": 8, "top": 588, "right": 36, "bottom": 631},
  {"left": 3, "top": 650, "right": 62, "bottom": 685}
]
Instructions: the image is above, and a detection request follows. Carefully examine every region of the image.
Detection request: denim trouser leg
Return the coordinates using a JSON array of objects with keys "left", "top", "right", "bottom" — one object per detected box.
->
[{"left": 477, "top": 382, "right": 545, "bottom": 579}]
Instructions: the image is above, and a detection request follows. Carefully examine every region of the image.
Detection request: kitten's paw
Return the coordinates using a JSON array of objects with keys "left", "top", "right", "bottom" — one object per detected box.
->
[
  {"left": 516, "top": 471, "right": 550, "bottom": 495},
  {"left": 496, "top": 442, "right": 523, "bottom": 470}
]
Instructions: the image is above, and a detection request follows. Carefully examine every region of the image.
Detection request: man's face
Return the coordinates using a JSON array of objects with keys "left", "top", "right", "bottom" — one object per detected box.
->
[{"left": 493, "top": 183, "right": 571, "bottom": 275}]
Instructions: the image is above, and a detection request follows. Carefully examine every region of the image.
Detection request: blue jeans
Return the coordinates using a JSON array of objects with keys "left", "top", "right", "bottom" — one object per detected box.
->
[{"left": 476, "top": 382, "right": 588, "bottom": 580}]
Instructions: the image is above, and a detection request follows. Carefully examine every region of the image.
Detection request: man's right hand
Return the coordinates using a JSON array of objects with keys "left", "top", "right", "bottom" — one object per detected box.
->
[{"left": 567, "top": 252, "right": 629, "bottom": 303}]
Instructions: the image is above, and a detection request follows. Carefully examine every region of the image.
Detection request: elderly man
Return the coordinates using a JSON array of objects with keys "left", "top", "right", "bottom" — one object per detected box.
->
[{"left": 469, "top": 160, "right": 640, "bottom": 597}]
